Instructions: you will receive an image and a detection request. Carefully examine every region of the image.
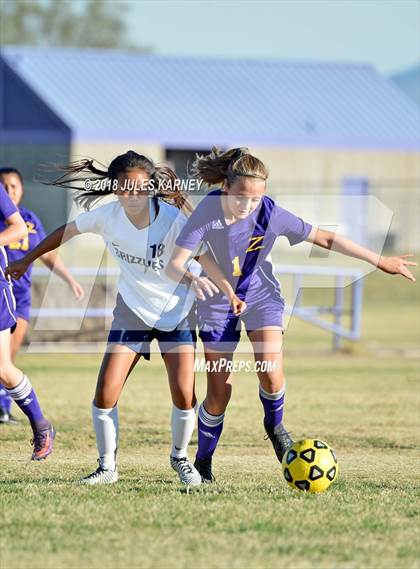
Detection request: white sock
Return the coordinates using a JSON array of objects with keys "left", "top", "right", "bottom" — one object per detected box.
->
[
  {"left": 170, "top": 403, "right": 197, "bottom": 459},
  {"left": 92, "top": 403, "right": 118, "bottom": 470}
]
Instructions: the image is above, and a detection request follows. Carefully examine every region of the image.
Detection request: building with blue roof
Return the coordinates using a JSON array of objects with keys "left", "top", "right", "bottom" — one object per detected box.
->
[
  {"left": 2, "top": 47, "right": 418, "bottom": 148},
  {"left": 0, "top": 47, "right": 418, "bottom": 248}
]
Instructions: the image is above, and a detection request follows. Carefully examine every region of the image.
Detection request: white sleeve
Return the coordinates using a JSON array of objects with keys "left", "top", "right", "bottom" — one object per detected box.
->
[{"left": 74, "top": 205, "right": 108, "bottom": 234}]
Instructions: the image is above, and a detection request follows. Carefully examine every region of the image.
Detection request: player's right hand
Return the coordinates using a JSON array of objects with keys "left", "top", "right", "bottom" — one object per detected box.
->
[{"left": 6, "top": 259, "right": 29, "bottom": 280}]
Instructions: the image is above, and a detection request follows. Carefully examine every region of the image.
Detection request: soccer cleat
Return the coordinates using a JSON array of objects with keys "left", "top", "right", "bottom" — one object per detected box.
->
[
  {"left": 170, "top": 456, "right": 202, "bottom": 486},
  {"left": 264, "top": 420, "right": 293, "bottom": 463},
  {"left": 31, "top": 423, "right": 55, "bottom": 461},
  {"left": 194, "top": 456, "right": 215, "bottom": 483},
  {"left": 78, "top": 461, "right": 118, "bottom": 485}
]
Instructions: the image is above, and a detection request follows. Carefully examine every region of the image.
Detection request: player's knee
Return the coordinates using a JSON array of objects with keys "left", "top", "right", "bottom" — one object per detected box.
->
[
  {"left": 261, "top": 370, "right": 285, "bottom": 393},
  {"left": 209, "top": 383, "right": 231, "bottom": 401},
  {"left": 0, "top": 363, "right": 16, "bottom": 386},
  {"left": 172, "top": 390, "right": 195, "bottom": 410},
  {"left": 94, "top": 392, "right": 118, "bottom": 409}
]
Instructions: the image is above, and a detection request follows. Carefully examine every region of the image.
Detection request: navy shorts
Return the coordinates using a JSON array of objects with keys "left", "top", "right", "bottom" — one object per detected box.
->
[
  {"left": 107, "top": 294, "right": 197, "bottom": 359},
  {"left": 0, "top": 284, "right": 17, "bottom": 333}
]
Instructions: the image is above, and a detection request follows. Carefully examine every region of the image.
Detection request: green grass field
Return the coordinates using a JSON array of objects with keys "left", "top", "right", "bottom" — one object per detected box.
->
[{"left": 1, "top": 271, "right": 419, "bottom": 569}]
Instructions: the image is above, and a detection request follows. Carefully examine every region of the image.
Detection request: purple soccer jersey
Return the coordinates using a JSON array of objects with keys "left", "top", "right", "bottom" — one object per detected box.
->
[
  {"left": 0, "top": 206, "right": 46, "bottom": 296},
  {"left": 0, "top": 183, "right": 18, "bottom": 331},
  {"left": 176, "top": 189, "right": 312, "bottom": 344},
  {"left": 176, "top": 189, "right": 312, "bottom": 300},
  {"left": 0, "top": 183, "right": 18, "bottom": 286}
]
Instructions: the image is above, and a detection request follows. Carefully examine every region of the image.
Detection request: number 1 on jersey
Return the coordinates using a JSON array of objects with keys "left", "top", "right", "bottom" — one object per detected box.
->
[{"left": 231, "top": 255, "right": 242, "bottom": 277}]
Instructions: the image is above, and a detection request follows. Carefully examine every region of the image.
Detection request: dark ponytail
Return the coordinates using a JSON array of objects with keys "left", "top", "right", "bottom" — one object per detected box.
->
[
  {"left": 154, "top": 164, "right": 192, "bottom": 212},
  {"left": 46, "top": 150, "right": 192, "bottom": 212},
  {"left": 46, "top": 158, "right": 109, "bottom": 210}
]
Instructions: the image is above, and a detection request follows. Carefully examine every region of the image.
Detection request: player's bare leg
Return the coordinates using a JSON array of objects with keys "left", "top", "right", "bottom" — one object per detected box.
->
[
  {"left": 248, "top": 327, "right": 293, "bottom": 461},
  {"left": 0, "top": 318, "right": 30, "bottom": 424},
  {"left": 10, "top": 317, "right": 28, "bottom": 361},
  {"left": 163, "top": 344, "right": 196, "bottom": 410},
  {"left": 79, "top": 345, "right": 141, "bottom": 485},
  {"left": 0, "top": 329, "right": 24, "bottom": 388},
  {"left": 202, "top": 349, "right": 234, "bottom": 415},
  {"left": 94, "top": 344, "right": 141, "bottom": 408},
  {"left": 248, "top": 326, "right": 285, "bottom": 392},
  {"left": 0, "top": 328, "right": 54, "bottom": 459}
]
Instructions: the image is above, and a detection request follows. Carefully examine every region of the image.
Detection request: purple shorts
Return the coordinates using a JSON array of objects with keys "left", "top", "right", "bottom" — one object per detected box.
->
[
  {"left": 13, "top": 288, "right": 31, "bottom": 321},
  {"left": 0, "top": 284, "right": 17, "bottom": 332},
  {"left": 198, "top": 288, "right": 285, "bottom": 352}
]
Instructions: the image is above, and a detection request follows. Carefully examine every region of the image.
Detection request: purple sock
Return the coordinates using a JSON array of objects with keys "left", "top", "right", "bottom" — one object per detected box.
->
[
  {"left": 0, "top": 384, "right": 12, "bottom": 413},
  {"left": 196, "top": 404, "right": 224, "bottom": 460},
  {"left": 6, "top": 375, "right": 49, "bottom": 432},
  {"left": 259, "top": 384, "right": 285, "bottom": 428}
]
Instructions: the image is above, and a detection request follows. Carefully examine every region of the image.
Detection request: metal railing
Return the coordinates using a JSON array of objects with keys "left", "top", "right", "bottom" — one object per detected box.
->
[
  {"left": 274, "top": 265, "right": 363, "bottom": 349},
  {"left": 31, "top": 265, "right": 363, "bottom": 350}
]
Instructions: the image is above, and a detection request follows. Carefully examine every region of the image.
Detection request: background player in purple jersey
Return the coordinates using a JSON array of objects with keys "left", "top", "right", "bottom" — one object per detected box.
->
[
  {"left": 0, "top": 182, "right": 55, "bottom": 459},
  {"left": 0, "top": 168, "right": 84, "bottom": 424},
  {"left": 168, "top": 147, "right": 417, "bottom": 483}
]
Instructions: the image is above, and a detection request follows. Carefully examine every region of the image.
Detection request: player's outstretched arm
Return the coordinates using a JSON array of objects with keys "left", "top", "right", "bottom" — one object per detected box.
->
[
  {"left": 6, "top": 222, "right": 81, "bottom": 281},
  {"left": 40, "top": 251, "right": 85, "bottom": 300},
  {"left": 306, "top": 227, "right": 417, "bottom": 282},
  {"left": 0, "top": 211, "right": 28, "bottom": 247}
]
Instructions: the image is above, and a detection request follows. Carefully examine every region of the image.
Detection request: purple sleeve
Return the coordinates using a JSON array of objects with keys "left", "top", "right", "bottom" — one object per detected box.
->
[
  {"left": 271, "top": 205, "right": 312, "bottom": 246},
  {"left": 175, "top": 204, "right": 207, "bottom": 251},
  {"left": 0, "top": 183, "right": 18, "bottom": 220},
  {"left": 31, "top": 213, "right": 47, "bottom": 241},
  {"left": 37, "top": 223, "right": 47, "bottom": 242}
]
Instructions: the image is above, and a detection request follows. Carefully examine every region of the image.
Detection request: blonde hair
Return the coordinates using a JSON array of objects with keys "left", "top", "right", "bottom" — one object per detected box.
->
[{"left": 191, "top": 147, "right": 268, "bottom": 187}]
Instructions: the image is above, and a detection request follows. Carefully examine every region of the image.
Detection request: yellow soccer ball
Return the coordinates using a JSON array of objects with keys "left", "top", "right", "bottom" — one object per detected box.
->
[{"left": 282, "top": 439, "right": 338, "bottom": 493}]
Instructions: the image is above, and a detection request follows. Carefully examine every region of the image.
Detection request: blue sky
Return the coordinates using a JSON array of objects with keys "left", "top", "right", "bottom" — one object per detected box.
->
[{"left": 124, "top": 0, "right": 419, "bottom": 75}]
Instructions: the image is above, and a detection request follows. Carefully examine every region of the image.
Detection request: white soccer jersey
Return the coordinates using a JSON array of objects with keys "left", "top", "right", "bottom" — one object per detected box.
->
[{"left": 75, "top": 199, "right": 201, "bottom": 331}]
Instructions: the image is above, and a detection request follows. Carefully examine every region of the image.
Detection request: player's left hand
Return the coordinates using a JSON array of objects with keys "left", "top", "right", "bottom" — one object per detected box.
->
[
  {"left": 69, "top": 279, "right": 85, "bottom": 300},
  {"left": 192, "top": 276, "right": 219, "bottom": 300},
  {"left": 378, "top": 254, "right": 417, "bottom": 282},
  {"left": 230, "top": 295, "right": 247, "bottom": 316},
  {"left": 6, "top": 258, "right": 30, "bottom": 280}
]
